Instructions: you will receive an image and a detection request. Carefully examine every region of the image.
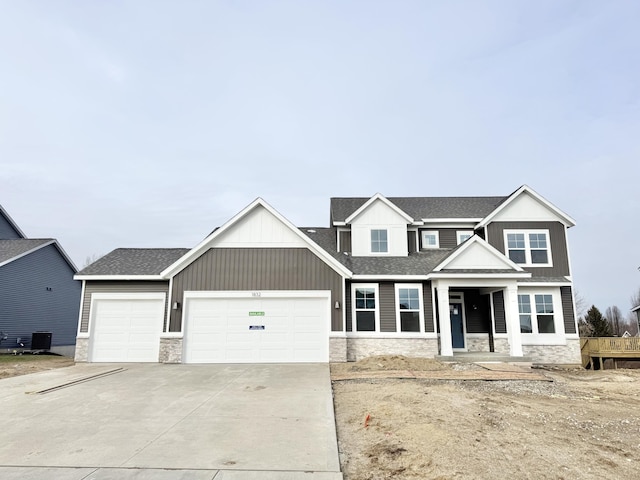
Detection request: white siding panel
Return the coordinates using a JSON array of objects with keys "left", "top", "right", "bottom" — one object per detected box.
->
[
  {"left": 350, "top": 200, "right": 409, "bottom": 256},
  {"left": 491, "top": 191, "right": 562, "bottom": 222},
  {"left": 445, "top": 242, "right": 516, "bottom": 270}
]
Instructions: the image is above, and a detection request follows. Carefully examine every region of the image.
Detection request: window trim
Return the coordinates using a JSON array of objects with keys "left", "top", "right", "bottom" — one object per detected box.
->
[
  {"left": 517, "top": 289, "right": 563, "bottom": 339},
  {"left": 370, "top": 228, "right": 389, "bottom": 254},
  {"left": 351, "top": 283, "right": 380, "bottom": 332},
  {"left": 394, "top": 283, "right": 424, "bottom": 333},
  {"left": 421, "top": 230, "right": 440, "bottom": 249},
  {"left": 456, "top": 230, "right": 474, "bottom": 245},
  {"left": 503, "top": 229, "right": 552, "bottom": 267}
]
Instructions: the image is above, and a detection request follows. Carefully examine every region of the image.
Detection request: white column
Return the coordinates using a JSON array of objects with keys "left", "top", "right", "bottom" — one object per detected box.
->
[
  {"left": 436, "top": 283, "right": 453, "bottom": 357},
  {"left": 503, "top": 284, "right": 523, "bottom": 357}
]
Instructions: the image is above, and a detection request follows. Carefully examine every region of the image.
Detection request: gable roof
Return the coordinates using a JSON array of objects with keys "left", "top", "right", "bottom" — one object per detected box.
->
[
  {"left": 76, "top": 248, "right": 190, "bottom": 279},
  {"left": 432, "top": 235, "right": 526, "bottom": 273},
  {"left": 161, "top": 198, "right": 352, "bottom": 278},
  {"left": 476, "top": 185, "right": 576, "bottom": 228},
  {"left": 343, "top": 193, "right": 415, "bottom": 224},
  {"left": 0, "top": 239, "right": 78, "bottom": 272},
  {"left": 331, "top": 196, "right": 506, "bottom": 224},
  {"left": 0, "top": 205, "right": 27, "bottom": 239}
]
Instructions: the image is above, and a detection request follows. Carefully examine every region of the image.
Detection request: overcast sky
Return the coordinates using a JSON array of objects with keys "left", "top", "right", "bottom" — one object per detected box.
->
[{"left": 1, "top": 1, "right": 638, "bottom": 315}]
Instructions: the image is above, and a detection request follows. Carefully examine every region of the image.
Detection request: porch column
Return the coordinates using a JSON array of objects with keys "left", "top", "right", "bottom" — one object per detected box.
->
[
  {"left": 436, "top": 283, "right": 453, "bottom": 357},
  {"left": 503, "top": 284, "right": 523, "bottom": 357}
]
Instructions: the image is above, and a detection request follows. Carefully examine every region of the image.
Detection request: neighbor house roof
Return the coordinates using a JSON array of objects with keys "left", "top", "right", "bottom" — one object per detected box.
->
[
  {"left": 0, "top": 238, "right": 78, "bottom": 271},
  {"left": 331, "top": 196, "right": 507, "bottom": 223},
  {"left": 0, "top": 205, "right": 27, "bottom": 238},
  {"left": 77, "top": 248, "right": 190, "bottom": 276}
]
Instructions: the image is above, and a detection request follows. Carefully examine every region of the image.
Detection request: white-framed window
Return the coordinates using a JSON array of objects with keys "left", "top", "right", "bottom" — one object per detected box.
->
[
  {"left": 352, "top": 284, "right": 378, "bottom": 332},
  {"left": 504, "top": 230, "right": 552, "bottom": 267},
  {"left": 421, "top": 230, "right": 439, "bottom": 249},
  {"left": 370, "top": 229, "right": 388, "bottom": 253},
  {"left": 518, "top": 293, "right": 556, "bottom": 334},
  {"left": 456, "top": 230, "right": 473, "bottom": 245},
  {"left": 395, "top": 284, "right": 423, "bottom": 332}
]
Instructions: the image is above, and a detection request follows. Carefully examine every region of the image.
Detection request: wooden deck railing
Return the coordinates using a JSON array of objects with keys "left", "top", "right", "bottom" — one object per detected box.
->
[{"left": 581, "top": 337, "right": 640, "bottom": 369}]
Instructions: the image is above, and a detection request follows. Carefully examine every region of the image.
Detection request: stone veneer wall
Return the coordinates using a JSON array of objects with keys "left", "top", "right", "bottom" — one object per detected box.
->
[
  {"left": 329, "top": 337, "right": 347, "bottom": 362},
  {"left": 74, "top": 337, "right": 89, "bottom": 362},
  {"left": 493, "top": 338, "right": 510, "bottom": 354},
  {"left": 466, "top": 336, "right": 490, "bottom": 352},
  {"left": 523, "top": 339, "right": 581, "bottom": 364},
  {"left": 345, "top": 338, "right": 439, "bottom": 362},
  {"left": 159, "top": 338, "right": 183, "bottom": 363}
]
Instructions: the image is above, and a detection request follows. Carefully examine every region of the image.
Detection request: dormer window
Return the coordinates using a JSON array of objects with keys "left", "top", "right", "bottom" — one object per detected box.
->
[
  {"left": 371, "top": 229, "right": 388, "bottom": 253},
  {"left": 421, "top": 230, "right": 439, "bottom": 249}
]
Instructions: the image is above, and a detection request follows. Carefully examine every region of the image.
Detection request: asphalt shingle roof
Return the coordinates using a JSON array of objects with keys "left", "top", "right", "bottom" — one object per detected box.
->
[
  {"left": 77, "top": 248, "right": 190, "bottom": 276},
  {"left": 0, "top": 239, "right": 53, "bottom": 265},
  {"left": 330, "top": 196, "right": 507, "bottom": 222}
]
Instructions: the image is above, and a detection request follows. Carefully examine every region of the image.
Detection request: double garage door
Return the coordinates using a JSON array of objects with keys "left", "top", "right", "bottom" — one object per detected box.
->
[{"left": 89, "top": 292, "right": 329, "bottom": 363}]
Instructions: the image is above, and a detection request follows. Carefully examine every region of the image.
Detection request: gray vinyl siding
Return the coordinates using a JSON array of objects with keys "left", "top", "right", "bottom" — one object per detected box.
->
[
  {"left": 0, "top": 215, "right": 22, "bottom": 239},
  {"left": 345, "top": 281, "right": 352, "bottom": 331},
  {"left": 419, "top": 229, "right": 456, "bottom": 249},
  {"left": 486, "top": 221, "right": 570, "bottom": 277},
  {"left": 560, "top": 286, "right": 577, "bottom": 334},
  {"left": 423, "top": 282, "right": 434, "bottom": 332},
  {"left": 407, "top": 231, "right": 417, "bottom": 253},
  {"left": 0, "top": 244, "right": 80, "bottom": 348},
  {"left": 493, "top": 290, "right": 507, "bottom": 334},
  {"left": 339, "top": 231, "right": 351, "bottom": 253},
  {"left": 379, "top": 282, "right": 396, "bottom": 332},
  {"left": 170, "top": 248, "right": 344, "bottom": 332},
  {"left": 80, "top": 281, "right": 170, "bottom": 333},
  {"left": 461, "top": 290, "right": 489, "bottom": 333}
]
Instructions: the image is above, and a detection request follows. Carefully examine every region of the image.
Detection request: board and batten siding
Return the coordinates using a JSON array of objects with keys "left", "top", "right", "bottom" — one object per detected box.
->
[
  {"left": 170, "top": 248, "right": 344, "bottom": 332},
  {"left": 486, "top": 221, "right": 570, "bottom": 277},
  {"left": 560, "top": 286, "right": 577, "bottom": 334},
  {"left": 423, "top": 282, "right": 434, "bottom": 332},
  {"left": 80, "top": 281, "right": 170, "bottom": 333},
  {"left": 492, "top": 290, "right": 507, "bottom": 334},
  {"left": 0, "top": 244, "right": 80, "bottom": 348}
]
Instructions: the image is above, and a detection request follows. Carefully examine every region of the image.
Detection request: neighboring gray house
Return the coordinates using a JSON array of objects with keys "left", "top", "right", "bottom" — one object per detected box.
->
[
  {"left": 0, "top": 205, "right": 81, "bottom": 356},
  {"left": 74, "top": 185, "right": 580, "bottom": 365}
]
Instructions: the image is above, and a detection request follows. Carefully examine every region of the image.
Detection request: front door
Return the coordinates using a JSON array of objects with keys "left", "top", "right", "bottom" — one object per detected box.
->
[{"left": 450, "top": 303, "right": 465, "bottom": 349}]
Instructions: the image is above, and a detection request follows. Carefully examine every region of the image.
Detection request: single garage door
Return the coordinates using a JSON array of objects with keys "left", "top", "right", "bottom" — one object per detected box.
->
[
  {"left": 184, "top": 294, "right": 329, "bottom": 363},
  {"left": 90, "top": 295, "right": 164, "bottom": 362}
]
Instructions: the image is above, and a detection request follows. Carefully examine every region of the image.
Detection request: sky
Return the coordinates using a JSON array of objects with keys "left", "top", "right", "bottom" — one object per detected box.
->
[{"left": 1, "top": 1, "right": 639, "bottom": 316}]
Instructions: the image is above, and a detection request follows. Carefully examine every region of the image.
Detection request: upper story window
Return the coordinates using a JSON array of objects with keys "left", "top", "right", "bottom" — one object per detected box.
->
[
  {"left": 456, "top": 231, "right": 473, "bottom": 245},
  {"left": 504, "top": 230, "right": 551, "bottom": 267},
  {"left": 370, "top": 229, "right": 388, "bottom": 253},
  {"left": 353, "top": 285, "right": 378, "bottom": 331},
  {"left": 421, "top": 230, "right": 439, "bottom": 249},
  {"left": 519, "top": 293, "right": 555, "bottom": 334},
  {"left": 396, "top": 285, "right": 423, "bottom": 332}
]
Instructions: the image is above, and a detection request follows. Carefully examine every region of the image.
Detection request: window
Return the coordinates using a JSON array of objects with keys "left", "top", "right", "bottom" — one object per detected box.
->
[
  {"left": 505, "top": 230, "right": 551, "bottom": 266},
  {"left": 371, "top": 229, "right": 388, "bottom": 253},
  {"left": 354, "top": 286, "right": 377, "bottom": 331},
  {"left": 396, "top": 285, "right": 423, "bottom": 332},
  {"left": 421, "top": 230, "right": 439, "bottom": 249},
  {"left": 518, "top": 293, "right": 555, "bottom": 334},
  {"left": 456, "top": 231, "right": 473, "bottom": 245}
]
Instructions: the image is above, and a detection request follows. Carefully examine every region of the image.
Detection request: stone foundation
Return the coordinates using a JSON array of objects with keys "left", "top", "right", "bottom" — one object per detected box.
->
[
  {"left": 159, "top": 337, "right": 183, "bottom": 363},
  {"left": 493, "top": 338, "right": 510, "bottom": 354},
  {"left": 329, "top": 337, "right": 347, "bottom": 362},
  {"left": 523, "top": 339, "right": 581, "bottom": 364},
  {"left": 74, "top": 337, "right": 89, "bottom": 362},
  {"left": 466, "top": 336, "right": 490, "bottom": 352},
  {"left": 345, "top": 337, "right": 439, "bottom": 362}
]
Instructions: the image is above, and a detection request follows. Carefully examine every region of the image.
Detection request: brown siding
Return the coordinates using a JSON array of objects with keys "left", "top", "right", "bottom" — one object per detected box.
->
[
  {"left": 379, "top": 282, "right": 396, "bottom": 332},
  {"left": 407, "top": 231, "right": 417, "bottom": 253},
  {"left": 423, "top": 281, "right": 434, "bottom": 332},
  {"left": 438, "top": 229, "right": 457, "bottom": 249},
  {"left": 486, "top": 221, "right": 570, "bottom": 277},
  {"left": 170, "top": 248, "right": 344, "bottom": 332},
  {"left": 80, "top": 281, "right": 170, "bottom": 333},
  {"left": 345, "top": 281, "right": 352, "bottom": 331},
  {"left": 561, "top": 286, "right": 577, "bottom": 334},
  {"left": 339, "top": 231, "right": 351, "bottom": 253},
  {"left": 493, "top": 290, "right": 506, "bottom": 334}
]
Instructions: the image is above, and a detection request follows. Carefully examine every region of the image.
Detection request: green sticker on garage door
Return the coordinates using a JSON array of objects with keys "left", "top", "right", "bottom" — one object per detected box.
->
[{"left": 249, "top": 311, "right": 265, "bottom": 316}]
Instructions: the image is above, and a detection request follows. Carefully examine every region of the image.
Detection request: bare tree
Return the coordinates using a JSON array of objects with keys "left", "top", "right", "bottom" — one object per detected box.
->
[
  {"left": 605, "top": 306, "right": 624, "bottom": 337},
  {"left": 83, "top": 253, "right": 104, "bottom": 268},
  {"left": 631, "top": 286, "right": 640, "bottom": 309},
  {"left": 573, "top": 289, "right": 589, "bottom": 321}
]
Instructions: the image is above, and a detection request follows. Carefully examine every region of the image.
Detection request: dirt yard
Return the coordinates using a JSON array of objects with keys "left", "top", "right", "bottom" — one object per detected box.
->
[
  {"left": 0, "top": 354, "right": 74, "bottom": 379},
  {"left": 331, "top": 356, "right": 640, "bottom": 480}
]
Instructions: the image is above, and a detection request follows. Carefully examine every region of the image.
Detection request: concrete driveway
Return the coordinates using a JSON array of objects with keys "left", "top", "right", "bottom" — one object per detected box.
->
[{"left": 0, "top": 363, "right": 342, "bottom": 479}]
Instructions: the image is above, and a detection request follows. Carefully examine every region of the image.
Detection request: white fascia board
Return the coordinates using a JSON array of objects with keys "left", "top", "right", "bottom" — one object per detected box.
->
[
  {"left": 74, "top": 275, "right": 165, "bottom": 281},
  {"left": 433, "top": 236, "right": 525, "bottom": 272},
  {"left": 517, "top": 281, "right": 572, "bottom": 286},
  {"left": 332, "top": 221, "right": 347, "bottom": 226},
  {"left": 0, "top": 204, "right": 27, "bottom": 238},
  {"left": 351, "top": 274, "right": 431, "bottom": 281},
  {"left": 428, "top": 272, "right": 531, "bottom": 279},
  {"left": 421, "top": 218, "right": 482, "bottom": 224},
  {"left": 160, "top": 198, "right": 352, "bottom": 279},
  {"left": 0, "top": 240, "right": 55, "bottom": 268},
  {"left": 344, "top": 193, "right": 414, "bottom": 224},
  {"left": 477, "top": 185, "right": 576, "bottom": 229},
  {"left": 631, "top": 305, "right": 640, "bottom": 312}
]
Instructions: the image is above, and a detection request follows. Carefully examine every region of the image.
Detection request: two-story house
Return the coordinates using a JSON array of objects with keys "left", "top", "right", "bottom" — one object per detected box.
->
[{"left": 74, "top": 185, "right": 580, "bottom": 365}]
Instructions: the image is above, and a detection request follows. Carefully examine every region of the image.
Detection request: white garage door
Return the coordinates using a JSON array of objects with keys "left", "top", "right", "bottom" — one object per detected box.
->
[
  {"left": 90, "top": 295, "right": 164, "bottom": 362},
  {"left": 184, "top": 294, "right": 329, "bottom": 363}
]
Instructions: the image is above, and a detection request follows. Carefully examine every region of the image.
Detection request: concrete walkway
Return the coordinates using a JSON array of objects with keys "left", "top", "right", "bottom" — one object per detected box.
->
[{"left": 0, "top": 364, "right": 342, "bottom": 479}]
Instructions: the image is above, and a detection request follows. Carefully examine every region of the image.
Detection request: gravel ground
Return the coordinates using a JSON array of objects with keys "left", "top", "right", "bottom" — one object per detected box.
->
[{"left": 0, "top": 354, "right": 74, "bottom": 379}]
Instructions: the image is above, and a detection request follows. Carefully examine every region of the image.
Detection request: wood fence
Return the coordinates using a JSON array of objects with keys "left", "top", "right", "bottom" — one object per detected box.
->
[{"left": 580, "top": 337, "right": 640, "bottom": 369}]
